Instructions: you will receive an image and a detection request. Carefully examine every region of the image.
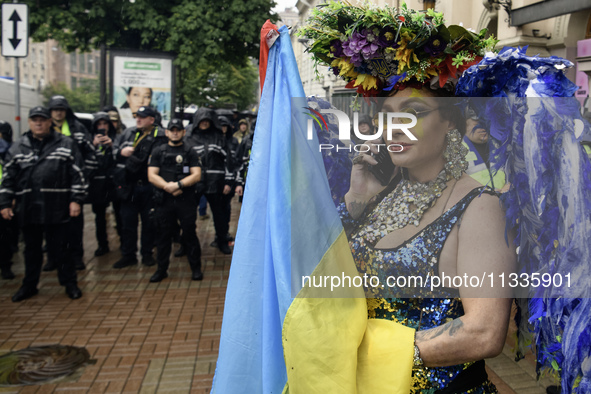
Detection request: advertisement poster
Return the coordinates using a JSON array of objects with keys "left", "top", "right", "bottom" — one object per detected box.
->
[{"left": 110, "top": 51, "right": 175, "bottom": 128}]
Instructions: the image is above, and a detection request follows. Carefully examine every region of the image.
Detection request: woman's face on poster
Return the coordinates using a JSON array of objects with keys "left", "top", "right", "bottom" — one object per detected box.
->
[{"left": 127, "top": 87, "right": 152, "bottom": 114}]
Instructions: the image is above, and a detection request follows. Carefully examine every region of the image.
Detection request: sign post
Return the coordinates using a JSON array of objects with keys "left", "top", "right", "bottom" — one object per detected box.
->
[{"left": 2, "top": 3, "right": 29, "bottom": 135}]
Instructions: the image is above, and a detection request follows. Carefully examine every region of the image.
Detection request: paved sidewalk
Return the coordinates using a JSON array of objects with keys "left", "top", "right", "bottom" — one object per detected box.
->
[
  {"left": 0, "top": 204, "right": 233, "bottom": 393},
  {"left": 0, "top": 202, "right": 556, "bottom": 393}
]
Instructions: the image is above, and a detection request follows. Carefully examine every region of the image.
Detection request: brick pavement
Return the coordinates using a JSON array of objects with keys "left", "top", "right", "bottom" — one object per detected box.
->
[
  {"left": 0, "top": 202, "right": 556, "bottom": 393},
  {"left": 0, "top": 203, "right": 232, "bottom": 393}
]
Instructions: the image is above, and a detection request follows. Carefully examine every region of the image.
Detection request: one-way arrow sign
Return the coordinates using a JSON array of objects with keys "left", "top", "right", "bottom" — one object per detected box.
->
[
  {"left": 9, "top": 10, "right": 22, "bottom": 50},
  {"left": 2, "top": 4, "right": 29, "bottom": 58}
]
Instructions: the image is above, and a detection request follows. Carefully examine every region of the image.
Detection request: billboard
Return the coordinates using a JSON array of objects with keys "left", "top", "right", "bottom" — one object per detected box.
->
[{"left": 110, "top": 50, "right": 175, "bottom": 128}]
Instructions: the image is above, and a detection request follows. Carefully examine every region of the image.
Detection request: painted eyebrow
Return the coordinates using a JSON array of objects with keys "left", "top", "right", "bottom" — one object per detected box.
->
[{"left": 381, "top": 98, "right": 429, "bottom": 111}]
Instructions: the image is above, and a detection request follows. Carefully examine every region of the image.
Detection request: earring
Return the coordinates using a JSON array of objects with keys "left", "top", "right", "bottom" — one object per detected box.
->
[{"left": 443, "top": 129, "right": 468, "bottom": 180}]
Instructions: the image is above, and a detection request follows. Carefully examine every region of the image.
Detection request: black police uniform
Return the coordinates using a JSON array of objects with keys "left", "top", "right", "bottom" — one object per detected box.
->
[
  {"left": 0, "top": 156, "right": 17, "bottom": 279},
  {"left": 149, "top": 143, "right": 203, "bottom": 278},
  {"left": 186, "top": 108, "right": 233, "bottom": 254},
  {"left": 46, "top": 96, "right": 97, "bottom": 272},
  {"left": 113, "top": 114, "right": 167, "bottom": 267},
  {"left": 0, "top": 107, "right": 86, "bottom": 301}
]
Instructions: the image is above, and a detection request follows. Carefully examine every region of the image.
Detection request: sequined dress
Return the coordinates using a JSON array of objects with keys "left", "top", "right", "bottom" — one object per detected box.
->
[{"left": 339, "top": 187, "right": 498, "bottom": 394}]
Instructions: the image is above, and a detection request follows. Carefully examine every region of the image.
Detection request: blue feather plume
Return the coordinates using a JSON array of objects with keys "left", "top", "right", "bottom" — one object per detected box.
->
[{"left": 457, "top": 47, "right": 591, "bottom": 393}]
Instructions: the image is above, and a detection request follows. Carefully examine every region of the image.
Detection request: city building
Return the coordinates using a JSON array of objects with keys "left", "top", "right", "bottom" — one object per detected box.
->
[
  {"left": 293, "top": 0, "right": 591, "bottom": 112},
  {"left": 0, "top": 38, "right": 100, "bottom": 92},
  {"left": 278, "top": 6, "right": 300, "bottom": 28}
]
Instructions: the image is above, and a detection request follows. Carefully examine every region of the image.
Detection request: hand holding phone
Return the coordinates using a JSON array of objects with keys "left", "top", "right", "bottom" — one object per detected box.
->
[{"left": 367, "top": 148, "right": 396, "bottom": 186}]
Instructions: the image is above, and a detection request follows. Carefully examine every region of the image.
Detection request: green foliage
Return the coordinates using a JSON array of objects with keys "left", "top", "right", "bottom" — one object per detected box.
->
[
  {"left": 42, "top": 80, "right": 100, "bottom": 113},
  {"left": 6, "top": 0, "right": 276, "bottom": 108},
  {"left": 298, "top": 0, "right": 498, "bottom": 94},
  {"left": 179, "top": 61, "right": 258, "bottom": 111}
]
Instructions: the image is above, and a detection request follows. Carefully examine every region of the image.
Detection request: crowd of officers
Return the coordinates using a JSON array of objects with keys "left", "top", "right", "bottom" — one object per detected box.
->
[{"left": 0, "top": 97, "right": 254, "bottom": 302}]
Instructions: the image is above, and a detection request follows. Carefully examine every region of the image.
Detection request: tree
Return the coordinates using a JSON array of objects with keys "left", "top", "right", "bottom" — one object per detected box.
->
[
  {"left": 181, "top": 61, "right": 258, "bottom": 111},
  {"left": 10, "top": 0, "right": 276, "bottom": 107},
  {"left": 42, "top": 80, "right": 100, "bottom": 114}
]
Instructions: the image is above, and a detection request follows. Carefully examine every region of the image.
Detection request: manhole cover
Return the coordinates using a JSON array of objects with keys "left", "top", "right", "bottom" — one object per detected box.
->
[{"left": 0, "top": 345, "right": 95, "bottom": 386}]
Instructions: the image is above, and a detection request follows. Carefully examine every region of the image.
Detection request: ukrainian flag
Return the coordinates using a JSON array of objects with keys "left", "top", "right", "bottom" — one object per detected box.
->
[{"left": 211, "top": 24, "right": 414, "bottom": 394}]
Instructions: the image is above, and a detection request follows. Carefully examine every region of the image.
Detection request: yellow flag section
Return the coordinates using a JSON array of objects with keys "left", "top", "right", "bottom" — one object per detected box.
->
[{"left": 282, "top": 230, "right": 415, "bottom": 393}]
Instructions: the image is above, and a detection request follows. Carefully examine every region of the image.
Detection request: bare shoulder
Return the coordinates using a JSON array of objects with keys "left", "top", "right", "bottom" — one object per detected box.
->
[
  {"left": 455, "top": 176, "right": 516, "bottom": 297},
  {"left": 458, "top": 182, "right": 505, "bottom": 234},
  {"left": 454, "top": 174, "right": 487, "bottom": 195},
  {"left": 446, "top": 175, "right": 499, "bottom": 211}
]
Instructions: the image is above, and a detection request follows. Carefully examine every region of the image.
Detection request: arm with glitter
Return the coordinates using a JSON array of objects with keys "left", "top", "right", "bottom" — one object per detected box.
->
[{"left": 414, "top": 192, "right": 516, "bottom": 367}]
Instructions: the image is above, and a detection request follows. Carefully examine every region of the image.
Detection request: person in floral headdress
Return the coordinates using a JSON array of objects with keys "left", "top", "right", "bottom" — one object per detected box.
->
[
  {"left": 300, "top": 3, "right": 516, "bottom": 393},
  {"left": 300, "top": 2, "right": 591, "bottom": 393}
]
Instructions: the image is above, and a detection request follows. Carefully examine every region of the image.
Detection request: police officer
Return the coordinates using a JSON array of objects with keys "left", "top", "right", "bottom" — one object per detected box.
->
[
  {"left": 46, "top": 95, "right": 97, "bottom": 272},
  {"left": 147, "top": 118, "right": 203, "bottom": 282},
  {"left": 113, "top": 105, "right": 167, "bottom": 268},
  {"left": 0, "top": 121, "right": 17, "bottom": 279},
  {"left": 0, "top": 107, "right": 85, "bottom": 302},
  {"left": 88, "top": 112, "right": 117, "bottom": 256},
  {"left": 463, "top": 107, "right": 506, "bottom": 191},
  {"left": 186, "top": 108, "right": 233, "bottom": 255}
]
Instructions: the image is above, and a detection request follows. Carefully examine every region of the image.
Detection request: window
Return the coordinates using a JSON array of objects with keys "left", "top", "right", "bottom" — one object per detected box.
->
[
  {"left": 87, "top": 57, "right": 93, "bottom": 74},
  {"left": 422, "top": 0, "right": 436, "bottom": 10},
  {"left": 70, "top": 54, "right": 77, "bottom": 72},
  {"left": 31, "top": 49, "right": 36, "bottom": 63},
  {"left": 71, "top": 77, "right": 77, "bottom": 89},
  {"left": 39, "top": 49, "right": 44, "bottom": 64},
  {"left": 79, "top": 53, "right": 85, "bottom": 74}
]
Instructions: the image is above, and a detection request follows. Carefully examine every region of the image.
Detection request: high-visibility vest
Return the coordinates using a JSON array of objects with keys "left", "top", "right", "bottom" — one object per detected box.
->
[{"left": 463, "top": 138, "right": 506, "bottom": 190}]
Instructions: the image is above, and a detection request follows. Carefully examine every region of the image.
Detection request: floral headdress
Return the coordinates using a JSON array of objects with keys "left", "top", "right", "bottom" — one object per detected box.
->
[{"left": 298, "top": 1, "right": 498, "bottom": 96}]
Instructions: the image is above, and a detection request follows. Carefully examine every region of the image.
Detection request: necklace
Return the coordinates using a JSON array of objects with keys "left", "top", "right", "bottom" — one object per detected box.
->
[{"left": 357, "top": 169, "right": 451, "bottom": 245}]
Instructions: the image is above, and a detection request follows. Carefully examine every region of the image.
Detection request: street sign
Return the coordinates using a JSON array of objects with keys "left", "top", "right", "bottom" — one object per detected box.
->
[{"left": 1, "top": 4, "right": 28, "bottom": 58}]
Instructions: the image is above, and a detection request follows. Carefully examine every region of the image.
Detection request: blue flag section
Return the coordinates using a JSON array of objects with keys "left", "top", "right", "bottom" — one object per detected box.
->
[{"left": 210, "top": 25, "right": 305, "bottom": 394}]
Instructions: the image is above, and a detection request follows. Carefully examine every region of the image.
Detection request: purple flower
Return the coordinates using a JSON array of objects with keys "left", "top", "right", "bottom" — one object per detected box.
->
[
  {"left": 376, "top": 26, "right": 398, "bottom": 48},
  {"left": 423, "top": 35, "right": 447, "bottom": 56},
  {"left": 330, "top": 39, "right": 344, "bottom": 58},
  {"left": 343, "top": 29, "right": 380, "bottom": 66}
]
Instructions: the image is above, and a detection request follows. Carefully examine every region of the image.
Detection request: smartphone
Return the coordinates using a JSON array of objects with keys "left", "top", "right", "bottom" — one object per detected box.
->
[{"left": 368, "top": 148, "right": 396, "bottom": 186}]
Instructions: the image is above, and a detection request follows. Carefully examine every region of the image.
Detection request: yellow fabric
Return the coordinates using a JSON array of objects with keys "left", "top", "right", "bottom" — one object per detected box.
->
[
  {"left": 357, "top": 319, "right": 415, "bottom": 393},
  {"left": 282, "top": 230, "right": 414, "bottom": 394}
]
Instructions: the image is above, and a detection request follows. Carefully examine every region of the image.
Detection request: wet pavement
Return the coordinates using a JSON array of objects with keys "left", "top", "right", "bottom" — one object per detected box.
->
[
  {"left": 0, "top": 203, "right": 233, "bottom": 393},
  {"left": 0, "top": 202, "right": 555, "bottom": 393}
]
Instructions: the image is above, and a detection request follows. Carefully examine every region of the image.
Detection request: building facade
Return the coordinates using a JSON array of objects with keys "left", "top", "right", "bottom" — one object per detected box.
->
[
  {"left": 292, "top": 0, "right": 591, "bottom": 110},
  {"left": 0, "top": 38, "right": 100, "bottom": 92}
]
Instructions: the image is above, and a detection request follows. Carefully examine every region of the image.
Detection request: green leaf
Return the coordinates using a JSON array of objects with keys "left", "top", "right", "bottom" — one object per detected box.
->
[
  {"left": 26, "top": 0, "right": 274, "bottom": 109},
  {"left": 438, "top": 25, "right": 451, "bottom": 42},
  {"left": 448, "top": 25, "right": 473, "bottom": 42}
]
